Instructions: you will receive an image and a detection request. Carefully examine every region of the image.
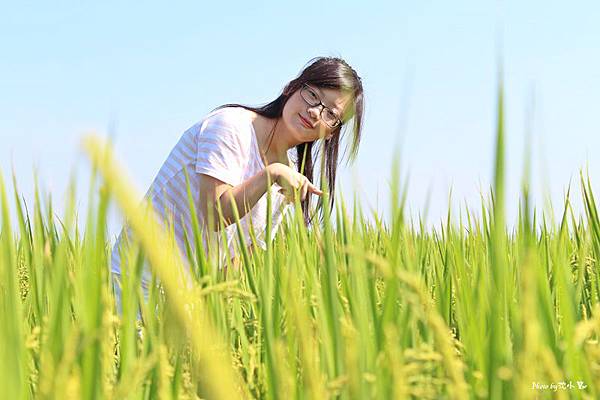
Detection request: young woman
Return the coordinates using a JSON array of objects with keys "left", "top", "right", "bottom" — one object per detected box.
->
[{"left": 111, "top": 56, "right": 364, "bottom": 296}]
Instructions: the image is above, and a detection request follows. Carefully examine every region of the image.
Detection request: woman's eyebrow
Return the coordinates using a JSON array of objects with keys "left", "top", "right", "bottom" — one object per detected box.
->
[{"left": 314, "top": 87, "right": 340, "bottom": 112}]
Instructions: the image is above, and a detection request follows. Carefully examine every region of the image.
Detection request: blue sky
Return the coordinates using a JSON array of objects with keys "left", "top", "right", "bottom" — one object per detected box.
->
[{"left": 1, "top": 1, "right": 599, "bottom": 238}]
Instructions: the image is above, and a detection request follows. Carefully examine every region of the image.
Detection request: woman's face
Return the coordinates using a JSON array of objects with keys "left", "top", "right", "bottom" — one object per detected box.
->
[{"left": 281, "top": 84, "right": 352, "bottom": 144}]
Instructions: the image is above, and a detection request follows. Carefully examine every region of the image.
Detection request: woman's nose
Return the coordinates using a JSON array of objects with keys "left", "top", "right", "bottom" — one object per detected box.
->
[{"left": 307, "top": 105, "right": 321, "bottom": 121}]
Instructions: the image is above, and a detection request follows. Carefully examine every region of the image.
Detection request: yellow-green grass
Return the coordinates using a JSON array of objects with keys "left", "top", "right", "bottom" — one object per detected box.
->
[{"left": 1, "top": 88, "right": 600, "bottom": 399}]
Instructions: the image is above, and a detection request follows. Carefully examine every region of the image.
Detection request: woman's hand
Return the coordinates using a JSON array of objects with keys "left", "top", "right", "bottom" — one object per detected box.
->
[{"left": 268, "top": 163, "right": 323, "bottom": 202}]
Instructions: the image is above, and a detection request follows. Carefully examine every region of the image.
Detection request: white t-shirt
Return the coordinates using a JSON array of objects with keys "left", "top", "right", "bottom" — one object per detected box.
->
[{"left": 111, "top": 106, "right": 292, "bottom": 283}]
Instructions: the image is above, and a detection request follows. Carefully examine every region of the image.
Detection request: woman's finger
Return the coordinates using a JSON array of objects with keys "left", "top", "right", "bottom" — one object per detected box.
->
[
  {"left": 300, "top": 180, "right": 309, "bottom": 201},
  {"left": 279, "top": 188, "right": 290, "bottom": 202},
  {"left": 308, "top": 183, "right": 323, "bottom": 196},
  {"left": 278, "top": 188, "right": 294, "bottom": 202}
]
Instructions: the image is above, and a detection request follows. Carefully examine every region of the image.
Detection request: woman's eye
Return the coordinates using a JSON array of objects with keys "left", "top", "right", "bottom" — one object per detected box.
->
[
  {"left": 325, "top": 110, "right": 337, "bottom": 120},
  {"left": 308, "top": 90, "right": 318, "bottom": 100}
]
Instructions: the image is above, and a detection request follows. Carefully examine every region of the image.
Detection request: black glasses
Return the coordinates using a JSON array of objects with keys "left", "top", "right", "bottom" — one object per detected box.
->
[{"left": 299, "top": 84, "right": 342, "bottom": 128}]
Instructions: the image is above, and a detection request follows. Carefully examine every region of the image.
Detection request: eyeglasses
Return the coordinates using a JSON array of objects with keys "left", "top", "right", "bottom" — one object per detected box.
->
[{"left": 299, "top": 84, "right": 342, "bottom": 128}]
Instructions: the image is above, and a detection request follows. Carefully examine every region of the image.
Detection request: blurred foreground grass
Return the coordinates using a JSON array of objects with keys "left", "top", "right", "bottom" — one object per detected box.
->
[{"left": 2, "top": 91, "right": 600, "bottom": 399}]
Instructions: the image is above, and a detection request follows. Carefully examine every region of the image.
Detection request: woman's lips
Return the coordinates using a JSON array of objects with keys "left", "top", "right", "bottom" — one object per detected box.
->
[{"left": 299, "top": 114, "right": 313, "bottom": 129}]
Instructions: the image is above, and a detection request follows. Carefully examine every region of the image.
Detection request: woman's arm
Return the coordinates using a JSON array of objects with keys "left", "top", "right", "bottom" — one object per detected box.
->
[
  {"left": 198, "top": 163, "right": 278, "bottom": 231},
  {"left": 198, "top": 162, "right": 321, "bottom": 231}
]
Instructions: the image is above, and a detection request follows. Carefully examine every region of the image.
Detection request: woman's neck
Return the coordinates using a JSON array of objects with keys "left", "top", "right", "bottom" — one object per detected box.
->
[{"left": 252, "top": 113, "right": 295, "bottom": 166}]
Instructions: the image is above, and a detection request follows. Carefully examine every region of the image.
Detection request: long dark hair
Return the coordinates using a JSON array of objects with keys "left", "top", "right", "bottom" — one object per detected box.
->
[{"left": 217, "top": 56, "right": 364, "bottom": 225}]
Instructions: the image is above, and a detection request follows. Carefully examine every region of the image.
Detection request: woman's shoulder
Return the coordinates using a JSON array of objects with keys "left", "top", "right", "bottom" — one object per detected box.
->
[
  {"left": 191, "top": 106, "right": 255, "bottom": 149},
  {"left": 202, "top": 106, "right": 254, "bottom": 130}
]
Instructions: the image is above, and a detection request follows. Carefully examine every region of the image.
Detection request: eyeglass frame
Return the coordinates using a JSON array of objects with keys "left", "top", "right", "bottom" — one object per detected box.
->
[{"left": 299, "top": 84, "right": 343, "bottom": 128}]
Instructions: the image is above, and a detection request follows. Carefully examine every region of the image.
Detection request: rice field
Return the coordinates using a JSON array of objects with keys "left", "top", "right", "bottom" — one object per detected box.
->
[{"left": 2, "top": 90, "right": 600, "bottom": 399}]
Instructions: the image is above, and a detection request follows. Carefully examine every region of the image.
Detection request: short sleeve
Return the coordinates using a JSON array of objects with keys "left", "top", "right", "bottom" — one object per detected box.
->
[{"left": 195, "top": 109, "right": 250, "bottom": 187}]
